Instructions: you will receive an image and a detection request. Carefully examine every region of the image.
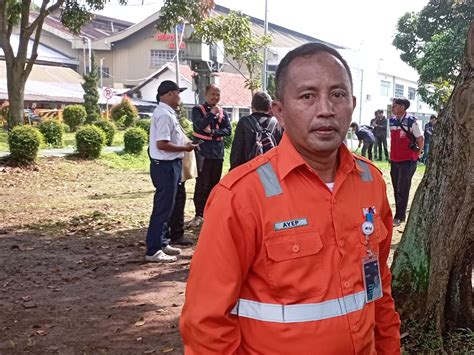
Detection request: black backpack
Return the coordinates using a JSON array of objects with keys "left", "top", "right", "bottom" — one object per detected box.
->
[{"left": 248, "top": 115, "right": 278, "bottom": 160}]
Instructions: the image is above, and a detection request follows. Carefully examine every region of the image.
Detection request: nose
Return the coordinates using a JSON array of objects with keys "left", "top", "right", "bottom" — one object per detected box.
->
[{"left": 315, "top": 96, "right": 335, "bottom": 119}]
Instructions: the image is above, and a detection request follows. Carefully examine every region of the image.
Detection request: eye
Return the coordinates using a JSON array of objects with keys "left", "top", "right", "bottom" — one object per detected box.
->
[
  {"left": 332, "top": 91, "right": 347, "bottom": 99},
  {"left": 301, "top": 93, "right": 314, "bottom": 100}
]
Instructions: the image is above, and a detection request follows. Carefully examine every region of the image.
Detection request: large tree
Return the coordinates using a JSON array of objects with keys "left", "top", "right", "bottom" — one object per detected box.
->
[
  {"left": 390, "top": 21, "right": 473, "bottom": 350},
  {"left": 82, "top": 52, "right": 101, "bottom": 124},
  {"left": 0, "top": 0, "right": 126, "bottom": 128},
  {"left": 393, "top": 0, "right": 473, "bottom": 111},
  {"left": 157, "top": 0, "right": 271, "bottom": 92}
]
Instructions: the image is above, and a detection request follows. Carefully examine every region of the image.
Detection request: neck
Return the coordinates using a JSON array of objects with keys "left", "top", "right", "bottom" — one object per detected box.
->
[
  {"left": 396, "top": 111, "right": 406, "bottom": 119},
  {"left": 300, "top": 149, "right": 339, "bottom": 183}
]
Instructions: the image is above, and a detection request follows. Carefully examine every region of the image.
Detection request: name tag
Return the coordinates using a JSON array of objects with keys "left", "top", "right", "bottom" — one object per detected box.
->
[{"left": 274, "top": 218, "right": 308, "bottom": 231}]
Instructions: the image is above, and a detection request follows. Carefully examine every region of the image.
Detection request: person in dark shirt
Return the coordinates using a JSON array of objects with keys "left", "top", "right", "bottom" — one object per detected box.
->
[
  {"left": 230, "top": 91, "right": 282, "bottom": 170},
  {"left": 188, "top": 84, "right": 232, "bottom": 228},
  {"left": 372, "top": 110, "right": 389, "bottom": 161},
  {"left": 422, "top": 115, "right": 437, "bottom": 164},
  {"left": 350, "top": 122, "right": 375, "bottom": 160}
]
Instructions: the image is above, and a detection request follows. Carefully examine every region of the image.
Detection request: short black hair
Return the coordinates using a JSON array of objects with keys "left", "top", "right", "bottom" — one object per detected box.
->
[
  {"left": 275, "top": 42, "right": 353, "bottom": 100},
  {"left": 430, "top": 114, "right": 437, "bottom": 120},
  {"left": 251, "top": 91, "right": 272, "bottom": 112},
  {"left": 350, "top": 122, "right": 359, "bottom": 130},
  {"left": 393, "top": 98, "right": 410, "bottom": 110},
  {"left": 205, "top": 84, "right": 220, "bottom": 93}
]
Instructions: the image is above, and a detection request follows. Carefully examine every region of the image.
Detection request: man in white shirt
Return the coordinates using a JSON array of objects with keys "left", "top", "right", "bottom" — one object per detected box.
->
[{"left": 146, "top": 80, "right": 198, "bottom": 263}]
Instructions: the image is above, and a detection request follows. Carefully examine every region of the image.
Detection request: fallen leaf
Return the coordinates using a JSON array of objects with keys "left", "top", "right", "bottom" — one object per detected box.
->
[
  {"left": 144, "top": 350, "right": 155, "bottom": 354},
  {"left": 35, "top": 330, "right": 47, "bottom": 336},
  {"left": 135, "top": 317, "right": 145, "bottom": 327},
  {"left": 400, "top": 332, "right": 409, "bottom": 339},
  {"left": 162, "top": 347, "right": 174, "bottom": 353},
  {"left": 136, "top": 337, "right": 143, "bottom": 342},
  {"left": 156, "top": 309, "right": 169, "bottom": 315},
  {"left": 21, "top": 296, "right": 32, "bottom": 302}
]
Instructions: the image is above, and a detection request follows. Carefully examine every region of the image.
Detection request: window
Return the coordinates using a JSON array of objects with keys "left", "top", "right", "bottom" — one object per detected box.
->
[
  {"left": 150, "top": 50, "right": 182, "bottom": 68},
  {"left": 380, "top": 81, "right": 390, "bottom": 96},
  {"left": 395, "top": 84, "right": 404, "bottom": 98},
  {"left": 408, "top": 87, "right": 416, "bottom": 100},
  {"left": 238, "top": 108, "right": 250, "bottom": 119},
  {"left": 101, "top": 67, "right": 110, "bottom": 79},
  {"left": 223, "top": 107, "right": 233, "bottom": 121}
]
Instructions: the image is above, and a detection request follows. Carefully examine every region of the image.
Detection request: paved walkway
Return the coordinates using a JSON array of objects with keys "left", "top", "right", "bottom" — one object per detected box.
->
[{"left": 0, "top": 146, "right": 123, "bottom": 158}]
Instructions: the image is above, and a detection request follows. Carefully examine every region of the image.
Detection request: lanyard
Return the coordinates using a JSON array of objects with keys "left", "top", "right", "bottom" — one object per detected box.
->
[{"left": 361, "top": 210, "right": 375, "bottom": 257}]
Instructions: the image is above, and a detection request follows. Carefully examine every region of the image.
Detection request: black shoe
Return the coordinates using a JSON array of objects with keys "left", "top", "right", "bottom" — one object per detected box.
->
[
  {"left": 172, "top": 237, "right": 194, "bottom": 246},
  {"left": 393, "top": 219, "right": 401, "bottom": 227}
]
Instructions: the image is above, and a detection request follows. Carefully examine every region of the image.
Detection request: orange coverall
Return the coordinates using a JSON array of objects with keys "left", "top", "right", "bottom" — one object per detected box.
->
[{"left": 180, "top": 134, "right": 401, "bottom": 354}]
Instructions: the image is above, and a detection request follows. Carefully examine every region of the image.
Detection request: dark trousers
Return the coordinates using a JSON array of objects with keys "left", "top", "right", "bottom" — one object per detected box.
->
[
  {"left": 169, "top": 181, "right": 186, "bottom": 241},
  {"left": 422, "top": 141, "right": 430, "bottom": 164},
  {"left": 375, "top": 136, "right": 389, "bottom": 160},
  {"left": 193, "top": 157, "right": 223, "bottom": 217},
  {"left": 390, "top": 160, "right": 417, "bottom": 221},
  {"left": 361, "top": 141, "right": 374, "bottom": 160},
  {"left": 146, "top": 159, "right": 182, "bottom": 256}
]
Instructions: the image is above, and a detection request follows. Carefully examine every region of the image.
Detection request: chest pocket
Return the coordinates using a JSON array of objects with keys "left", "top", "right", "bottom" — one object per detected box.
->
[
  {"left": 263, "top": 230, "right": 329, "bottom": 299},
  {"left": 359, "top": 215, "right": 389, "bottom": 255}
]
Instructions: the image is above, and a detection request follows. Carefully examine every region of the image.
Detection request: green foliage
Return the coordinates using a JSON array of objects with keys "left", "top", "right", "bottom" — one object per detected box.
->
[
  {"left": 111, "top": 97, "right": 138, "bottom": 128},
  {"left": 99, "top": 150, "right": 149, "bottom": 171},
  {"left": 38, "top": 119, "right": 63, "bottom": 147},
  {"left": 267, "top": 74, "right": 276, "bottom": 99},
  {"left": 135, "top": 119, "right": 151, "bottom": 137},
  {"left": 63, "top": 105, "right": 87, "bottom": 132},
  {"left": 124, "top": 127, "right": 148, "bottom": 155},
  {"left": 223, "top": 120, "right": 237, "bottom": 149},
  {"left": 393, "top": 0, "right": 473, "bottom": 110},
  {"left": 93, "top": 120, "right": 116, "bottom": 146},
  {"left": 75, "top": 125, "right": 106, "bottom": 159},
  {"left": 82, "top": 53, "right": 101, "bottom": 124},
  {"left": 8, "top": 125, "right": 43, "bottom": 163},
  {"left": 156, "top": 0, "right": 215, "bottom": 32},
  {"left": 194, "top": 11, "right": 272, "bottom": 92}
]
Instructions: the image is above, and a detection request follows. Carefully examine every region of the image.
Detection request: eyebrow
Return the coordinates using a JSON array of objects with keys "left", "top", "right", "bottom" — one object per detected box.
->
[{"left": 294, "top": 83, "right": 350, "bottom": 92}]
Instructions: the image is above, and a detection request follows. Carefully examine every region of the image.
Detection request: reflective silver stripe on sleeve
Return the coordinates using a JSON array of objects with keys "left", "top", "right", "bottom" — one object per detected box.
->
[
  {"left": 256, "top": 162, "right": 283, "bottom": 197},
  {"left": 356, "top": 160, "right": 373, "bottom": 182},
  {"left": 230, "top": 291, "right": 366, "bottom": 323}
]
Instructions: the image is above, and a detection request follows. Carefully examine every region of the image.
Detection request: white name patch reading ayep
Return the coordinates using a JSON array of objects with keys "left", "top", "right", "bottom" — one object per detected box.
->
[{"left": 274, "top": 218, "right": 308, "bottom": 231}]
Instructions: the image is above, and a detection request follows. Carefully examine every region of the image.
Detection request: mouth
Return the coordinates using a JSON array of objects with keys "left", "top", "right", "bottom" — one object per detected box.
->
[{"left": 312, "top": 126, "right": 338, "bottom": 136}]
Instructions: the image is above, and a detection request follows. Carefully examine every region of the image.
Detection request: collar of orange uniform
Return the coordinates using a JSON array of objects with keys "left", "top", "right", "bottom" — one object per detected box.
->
[{"left": 276, "top": 133, "right": 359, "bottom": 180}]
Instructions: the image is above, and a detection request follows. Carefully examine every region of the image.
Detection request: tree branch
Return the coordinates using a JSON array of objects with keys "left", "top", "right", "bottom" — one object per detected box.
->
[{"left": 20, "top": 0, "right": 32, "bottom": 36}]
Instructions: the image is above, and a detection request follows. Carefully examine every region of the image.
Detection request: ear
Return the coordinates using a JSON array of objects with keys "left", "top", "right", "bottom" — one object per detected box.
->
[
  {"left": 272, "top": 100, "right": 285, "bottom": 129},
  {"left": 352, "top": 95, "right": 357, "bottom": 113}
]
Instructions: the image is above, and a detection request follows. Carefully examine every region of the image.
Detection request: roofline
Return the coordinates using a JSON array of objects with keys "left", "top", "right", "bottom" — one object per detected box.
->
[{"left": 214, "top": 4, "right": 344, "bottom": 49}]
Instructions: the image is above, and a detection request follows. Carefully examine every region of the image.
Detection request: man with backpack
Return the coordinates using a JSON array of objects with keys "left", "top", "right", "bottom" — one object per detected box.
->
[{"left": 230, "top": 91, "right": 282, "bottom": 170}]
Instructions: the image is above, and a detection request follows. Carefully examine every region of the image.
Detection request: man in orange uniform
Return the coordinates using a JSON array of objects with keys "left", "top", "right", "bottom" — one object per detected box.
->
[{"left": 180, "top": 43, "right": 400, "bottom": 354}]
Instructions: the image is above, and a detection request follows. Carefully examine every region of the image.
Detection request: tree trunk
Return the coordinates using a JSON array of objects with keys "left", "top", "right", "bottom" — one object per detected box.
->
[
  {"left": 391, "top": 21, "right": 473, "bottom": 340},
  {"left": 6, "top": 60, "right": 27, "bottom": 127}
]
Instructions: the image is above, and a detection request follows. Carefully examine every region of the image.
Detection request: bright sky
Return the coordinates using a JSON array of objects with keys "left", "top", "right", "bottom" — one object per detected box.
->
[{"left": 95, "top": 0, "right": 429, "bottom": 53}]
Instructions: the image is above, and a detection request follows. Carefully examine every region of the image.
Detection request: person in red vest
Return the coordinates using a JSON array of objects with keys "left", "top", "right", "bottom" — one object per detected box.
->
[
  {"left": 389, "top": 98, "right": 424, "bottom": 227},
  {"left": 188, "top": 84, "right": 232, "bottom": 228},
  {"left": 180, "top": 43, "right": 400, "bottom": 354}
]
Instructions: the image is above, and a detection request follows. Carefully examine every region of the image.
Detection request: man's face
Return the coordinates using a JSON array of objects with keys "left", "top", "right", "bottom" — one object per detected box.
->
[
  {"left": 272, "top": 52, "right": 356, "bottom": 157},
  {"left": 205, "top": 87, "right": 221, "bottom": 106},
  {"left": 391, "top": 102, "right": 405, "bottom": 116},
  {"left": 167, "top": 90, "right": 181, "bottom": 109}
]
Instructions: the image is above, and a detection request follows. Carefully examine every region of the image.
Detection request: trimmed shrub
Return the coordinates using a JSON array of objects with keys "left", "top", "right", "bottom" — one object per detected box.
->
[
  {"left": 75, "top": 125, "right": 106, "bottom": 159},
  {"left": 93, "top": 120, "right": 116, "bottom": 146},
  {"left": 63, "top": 105, "right": 86, "bottom": 131},
  {"left": 62, "top": 123, "right": 71, "bottom": 133},
  {"left": 223, "top": 121, "right": 238, "bottom": 149},
  {"left": 111, "top": 97, "right": 138, "bottom": 128},
  {"left": 38, "top": 119, "right": 63, "bottom": 147},
  {"left": 124, "top": 127, "right": 147, "bottom": 154},
  {"left": 135, "top": 119, "right": 151, "bottom": 137},
  {"left": 8, "top": 125, "right": 43, "bottom": 163}
]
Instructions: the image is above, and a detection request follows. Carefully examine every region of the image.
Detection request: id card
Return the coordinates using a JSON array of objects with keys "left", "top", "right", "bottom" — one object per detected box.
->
[{"left": 362, "top": 256, "right": 383, "bottom": 303}]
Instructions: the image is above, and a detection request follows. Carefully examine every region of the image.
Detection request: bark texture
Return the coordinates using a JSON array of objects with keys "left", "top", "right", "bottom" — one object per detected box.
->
[{"left": 391, "top": 22, "right": 473, "bottom": 335}]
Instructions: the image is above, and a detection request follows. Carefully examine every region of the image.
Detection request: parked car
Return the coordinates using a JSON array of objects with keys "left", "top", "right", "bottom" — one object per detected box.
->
[{"left": 138, "top": 112, "right": 153, "bottom": 119}]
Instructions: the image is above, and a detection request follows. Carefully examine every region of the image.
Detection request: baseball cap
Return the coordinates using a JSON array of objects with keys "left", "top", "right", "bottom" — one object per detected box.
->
[{"left": 157, "top": 80, "right": 187, "bottom": 96}]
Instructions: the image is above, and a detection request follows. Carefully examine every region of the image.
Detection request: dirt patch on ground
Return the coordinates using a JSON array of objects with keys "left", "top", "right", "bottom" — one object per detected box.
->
[{"left": 0, "top": 157, "right": 422, "bottom": 354}]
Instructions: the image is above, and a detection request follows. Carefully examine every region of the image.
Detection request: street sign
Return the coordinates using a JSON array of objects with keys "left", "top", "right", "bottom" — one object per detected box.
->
[{"left": 103, "top": 87, "right": 113, "bottom": 100}]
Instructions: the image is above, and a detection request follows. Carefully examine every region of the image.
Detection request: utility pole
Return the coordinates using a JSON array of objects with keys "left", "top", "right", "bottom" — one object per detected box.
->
[
  {"left": 99, "top": 58, "right": 105, "bottom": 88},
  {"left": 262, "top": 0, "right": 269, "bottom": 91},
  {"left": 174, "top": 25, "right": 181, "bottom": 86}
]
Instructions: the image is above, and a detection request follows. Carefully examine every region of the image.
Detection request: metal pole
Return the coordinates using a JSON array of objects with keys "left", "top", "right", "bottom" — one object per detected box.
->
[
  {"left": 174, "top": 25, "right": 180, "bottom": 86},
  {"left": 262, "top": 0, "right": 268, "bottom": 91},
  {"left": 100, "top": 58, "right": 104, "bottom": 89},
  {"left": 358, "top": 68, "right": 364, "bottom": 125}
]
